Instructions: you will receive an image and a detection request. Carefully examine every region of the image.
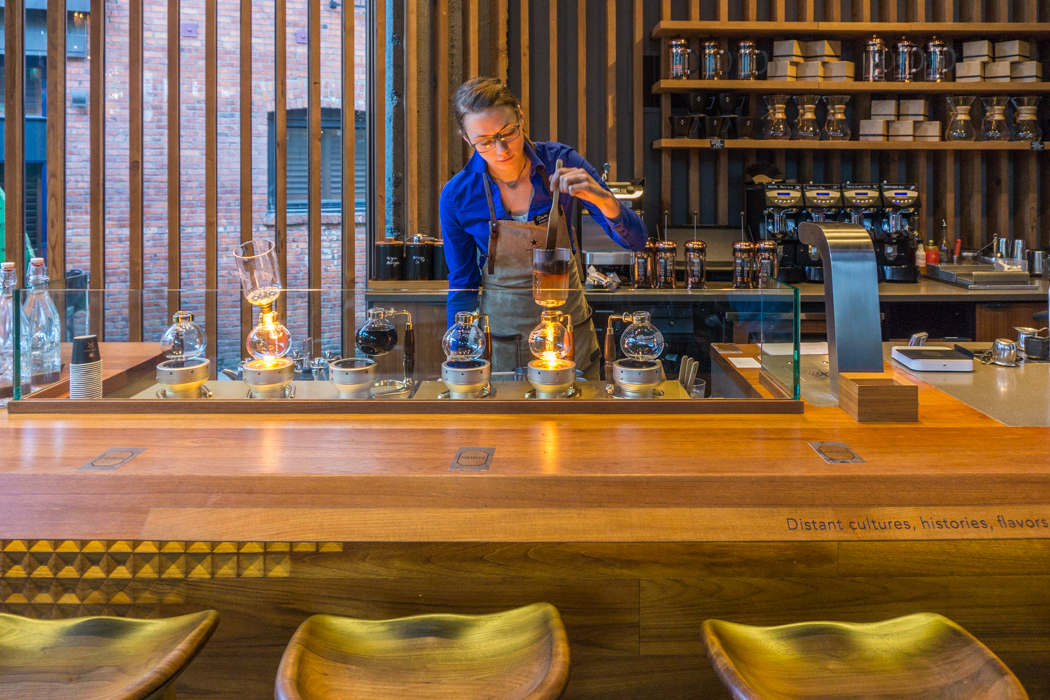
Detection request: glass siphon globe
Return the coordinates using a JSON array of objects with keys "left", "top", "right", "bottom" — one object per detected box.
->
[
  {"left": 620, "top": 311, "right": 664, "bottom": 361},
  {"left": 160, "top": 311, "right": 207, "bottom": 360},
  {"left": 981, "top": 97, "right": 1010, "bottom": 142},
  {"left": 945, "top": 95, "right": 977, "bottom": 141},
  {"left": 356, "top": 310, "right": 399, "bottom": 356},
  {"left": 232, "top": 239, "right": 282, "bottom": 307},
  {"left": 528, "top": 311, "right": 573, "bottom": 362},
  {"left": 246, "top": 310, "right": 291, "bottom": 361},
  {"left": 442, "top": 312, "right": 486, "bottom": 360}
]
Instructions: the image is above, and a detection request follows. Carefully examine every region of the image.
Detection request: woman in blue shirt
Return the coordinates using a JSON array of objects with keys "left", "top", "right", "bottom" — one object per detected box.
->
[{"left": 440, "top": 77, "right": 648, "bottom": 378}]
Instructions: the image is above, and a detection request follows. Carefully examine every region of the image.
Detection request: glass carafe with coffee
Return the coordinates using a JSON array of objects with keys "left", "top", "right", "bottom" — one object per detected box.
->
[{"left": 352, "top": 308, "right": 415, "bottom": 397}]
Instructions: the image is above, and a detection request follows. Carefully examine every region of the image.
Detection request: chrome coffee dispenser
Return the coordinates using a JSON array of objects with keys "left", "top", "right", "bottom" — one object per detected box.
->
[
  {"left": 744, "top": 182, "right": 805, "bottom": 283},
  {"left": 876, "top": 183, "right": 921, "bottom": 282}
]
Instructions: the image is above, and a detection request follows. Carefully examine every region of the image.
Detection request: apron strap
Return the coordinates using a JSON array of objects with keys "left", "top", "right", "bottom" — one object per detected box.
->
[{"left": 482, "top": 176, "right": 499, "bottom": 274}]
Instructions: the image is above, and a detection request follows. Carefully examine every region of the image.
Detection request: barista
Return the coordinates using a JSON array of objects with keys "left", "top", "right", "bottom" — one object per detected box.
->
[{"left": 440, "top": 77, "right": 648, "bottom": 378}]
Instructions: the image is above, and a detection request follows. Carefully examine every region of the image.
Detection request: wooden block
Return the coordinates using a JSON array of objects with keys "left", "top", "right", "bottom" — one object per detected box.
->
[{"left": 839, "top": 373, "right": 918, "bottom": 423}]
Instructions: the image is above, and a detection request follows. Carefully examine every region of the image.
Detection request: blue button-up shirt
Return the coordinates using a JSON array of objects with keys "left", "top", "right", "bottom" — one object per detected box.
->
[{"left": 439, "top": 140, "right": 649, "bottom": 327}]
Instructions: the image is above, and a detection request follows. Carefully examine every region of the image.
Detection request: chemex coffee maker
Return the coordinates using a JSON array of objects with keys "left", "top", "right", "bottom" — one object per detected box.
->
[
  {"left": 604, "top": 312, "right": 666, "bottom": 399},
  {"left": 876, "top": 183, "right": 921, "bottom": 282},
  {"left": 439, "top": 312, "right": 492, "bottom": 399},
  {"left": 799, "top": 184, "right": 845, "bottom": 283},
  {"left": 744, "top": 182, "right": 805, "bottom": 283}
]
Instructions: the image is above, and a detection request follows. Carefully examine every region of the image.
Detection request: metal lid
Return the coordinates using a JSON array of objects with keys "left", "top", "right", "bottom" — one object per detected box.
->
[
  {"left": 738, "top": 39, "right": 758, "bottom": 49},
  {"left": 685, "top": 240, "right": 707, "bottom": 251},
  {"left": 656, "top": 240, "right": 677, "bottom": 251},
  {"left": 669, "top": 37, "right": 688, "bottom": 46},
  {"left": 702, "top": 40, "right": 722, "bottom": 48},
  {"left": 733, "top": 241, "right": 757, "bottom": 253},
  {"left": 867, "top": 35, "right": 886, "bottom": 48},
  {"left": 896, "top": 37, "right": 917, "bottom": 48},
  {"left": 926, "top": 36, "right": 948, "bottom": 48},
  {"left": 757, "top": 240, "right": 777, "bottom": 251},
  {"left": 644, "top": 239, "right": 658, "bottom": 250},
  {"left": 376, "top": 239, "right": 404, "bottom": 247}
]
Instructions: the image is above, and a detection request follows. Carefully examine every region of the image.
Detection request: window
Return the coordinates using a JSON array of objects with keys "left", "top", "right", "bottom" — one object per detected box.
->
[{"left": 267, "top": 107, "right": 367, "bottom": 214}]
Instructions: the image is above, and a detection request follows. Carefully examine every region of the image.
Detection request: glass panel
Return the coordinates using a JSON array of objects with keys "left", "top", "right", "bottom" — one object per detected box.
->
[{"left": 6, "top": 281, "right": 800, "bottom": 406}]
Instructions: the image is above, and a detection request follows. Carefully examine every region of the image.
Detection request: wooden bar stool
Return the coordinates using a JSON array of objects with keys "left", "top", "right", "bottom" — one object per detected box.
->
[
  {"left": 275, "top": 602, "right": 570, "bottom": 699},
  {"left": 702, "top": 612, "right": 1028, "bottom": 700},
  {"left": 0, "top": 610, "right": 219, "bottom": 700}
]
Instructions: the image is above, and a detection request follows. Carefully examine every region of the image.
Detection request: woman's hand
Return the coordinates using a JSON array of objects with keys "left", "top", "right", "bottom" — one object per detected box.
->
[{"left": 549, "top": 167, "right": 622, "bottom": 220}]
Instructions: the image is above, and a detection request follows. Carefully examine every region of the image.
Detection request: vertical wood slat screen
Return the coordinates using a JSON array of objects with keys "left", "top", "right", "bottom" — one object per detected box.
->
[
  {"left": 204, "top": 0, "right": 218, "bottom": 372},
  {"left": 46, "top": 0, "right": 66, "bottom": 293},
  {"left": 307, "top": 0, "right": 323, "bottom": 346},
  {"left": 3, "top": 0, "right": 24, "bottom": 283},
  {"left": 129, "top": 0, "right": 144, "bottom": 341},
  {"left": 240, "top": 0, "right": 252, "bottom": 343},
  {"left": 89, "top": 0, "right": 105, "bottom": 337},
  {"left": 341, "top": 0, "right": 357, "bottom": 352},
  {"left": 167, "top": 0, "right": 181, "bottom": 317},
  {"left": 275, "top": 0, "right": 288, "bottom": 313}
]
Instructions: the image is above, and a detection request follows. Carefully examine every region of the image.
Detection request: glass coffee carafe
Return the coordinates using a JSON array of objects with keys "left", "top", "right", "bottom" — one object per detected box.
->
[
  {"left": 822, "top": 95, "right": 851, "bottom": 141},
  {"left": 793, "top": 95, "right": 821, "bottom": 141},
  {"left": 763, "top": 95, "right": 792, "bottom": 140},
  {"left": 981, "top": 97, "right": 1010, "bottom": 142},
  {"left": 668, "top": 37, "right": 698, "bottom": 79},
  {"left": 532, "top": 248, "right": 571, "bottom": 308},
  {"left": 863, "top": 35, "right": 890, "bottom": 82},
  {"left": 945, "top": 96, "right": 977, "bottom": 141},
  {"left": 1012, "top": 96, "right": 1043, "bottom": 142}
]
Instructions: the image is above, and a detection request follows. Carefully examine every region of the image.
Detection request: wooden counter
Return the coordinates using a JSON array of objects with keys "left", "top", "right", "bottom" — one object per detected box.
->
[{"left": 2, "top": 360, "right": 1048, "bottom": 699}]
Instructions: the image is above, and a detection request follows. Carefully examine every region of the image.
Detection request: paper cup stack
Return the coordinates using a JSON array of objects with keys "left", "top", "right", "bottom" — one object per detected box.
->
[{"left": 69, "top": 335, "right": 103, "bottom": 399}]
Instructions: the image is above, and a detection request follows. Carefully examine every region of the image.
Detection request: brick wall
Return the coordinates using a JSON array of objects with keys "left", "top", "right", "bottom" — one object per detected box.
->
[{"left": 62, "top": 0, "right": 368, "bottom": 370}]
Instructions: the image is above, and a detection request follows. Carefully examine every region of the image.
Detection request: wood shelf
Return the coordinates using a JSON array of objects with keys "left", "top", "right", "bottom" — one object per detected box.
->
[
  {"left": 653, "top": 79, "right": 1050, "bottom": 95},
  {"left": 652, "top": 139, "right": 1047, "bottom": 151},
  {"left": 651, "top": 21, "right": 1050, "bottom": 40}
]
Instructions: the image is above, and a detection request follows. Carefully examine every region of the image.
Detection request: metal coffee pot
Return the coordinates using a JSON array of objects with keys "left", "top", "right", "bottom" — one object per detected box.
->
[
  {"left": 925, "top": 37, "right": 956, "bottom": 82},
  {"left": 894, "top": 38, "right": 925, "bottom": 82},
  {"left": 737, "top": 40, "right": 768, "bottom": 80},
  {"left": 668, "top": 38, "right": 699, "bottom": 79},
  {"left": 701, "top": 40, "right": 732, "bottom": 80},
  {"left": 991, "top": 338, "right": 1022, "bottom": 367},
  {"left": 863, "top": 35, "right": 890, "bottom": 82}
]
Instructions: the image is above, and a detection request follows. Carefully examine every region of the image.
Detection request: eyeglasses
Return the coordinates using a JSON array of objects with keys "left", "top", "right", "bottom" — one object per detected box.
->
[{"left": 470, "top": 123, "right": 521, "bottom": 153}]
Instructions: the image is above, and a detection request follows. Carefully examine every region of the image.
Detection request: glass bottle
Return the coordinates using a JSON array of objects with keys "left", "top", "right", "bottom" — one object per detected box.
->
[
  {"left": 793, "top": 95, "right": 821, "bottom": 141},
  {"left": 160, "top": 311, "right": 207, "bottom": 360},
  {"left": 763, "top": 95, "right": 792, "bottom": 140},
  {"left": 0, "top": 262, "right": 30, "bottom": 393},
  {"left": 938, "top": 220, "right": 951, "bottom": 265},
  {"left": 981, "top": 96, "right": 1010, "bottom": 142},
  {"left": 822, "top": 95, "right": 852, "bottom": 141},
  {"left": 1011, "top": 96, "right": 1043, "bottom": 142},
  {"left": 22, "top": 258, "right": 61, "bottom": 390},
  {"left": 945, "top": 96, "right": 977, "bottom": 141}
]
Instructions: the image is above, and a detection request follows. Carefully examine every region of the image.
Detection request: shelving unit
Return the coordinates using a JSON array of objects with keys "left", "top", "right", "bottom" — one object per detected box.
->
[
  {"left": 653, "top": 3, "right": 1049, "bottom": 254},
  {"left": 651, "top": 21, "right": 1050, "bottom": 39},
  {"left": 654, "top": 80, "right": 1050, "bottom": 95},
  {"left": 652, "top": 139, "right": 1047, "bottom": 151}
]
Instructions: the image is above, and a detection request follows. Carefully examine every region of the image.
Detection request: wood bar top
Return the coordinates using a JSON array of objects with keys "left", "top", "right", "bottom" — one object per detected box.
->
[{"left": 1, "top": 355, "right": 1048, "bottom": 543}]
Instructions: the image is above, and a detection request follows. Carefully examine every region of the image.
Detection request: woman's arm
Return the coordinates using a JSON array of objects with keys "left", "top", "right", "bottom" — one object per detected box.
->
[
  {"left": 440, "top": 187, "right": 483, "bottom": 329},
  {"left": 547, "top": 147, "right": 649, "bottom": 251}
]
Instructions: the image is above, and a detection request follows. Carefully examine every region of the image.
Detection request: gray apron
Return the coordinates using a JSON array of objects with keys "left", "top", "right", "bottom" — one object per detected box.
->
[{"left": 478, "top": 169, "right": 601, "bottom": 379}]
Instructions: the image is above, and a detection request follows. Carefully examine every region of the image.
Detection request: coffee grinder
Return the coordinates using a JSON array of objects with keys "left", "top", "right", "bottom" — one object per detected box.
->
[
  {"left": 744, "top": 182, "right": 805, "bottom": 283},
  {"left": 877, "top": 183, "right": 921, "bottom": 282},
  {"left": 841, "top": 183, "right": 883, "bottom": 238},
  {"left": 799, "top": 184, "right": 844, "bottom": 283}
]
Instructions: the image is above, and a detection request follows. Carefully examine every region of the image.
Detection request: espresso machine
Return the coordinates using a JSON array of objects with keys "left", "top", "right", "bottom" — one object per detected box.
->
[
  {"left": 799, "top": 184, "right": 845, "bottom": 283},
  {"left": 744, "top": 182, "right": 805, "bottom": 283},
  {"left": 876, "top": 183, "right": 921, "bottom": 282}
]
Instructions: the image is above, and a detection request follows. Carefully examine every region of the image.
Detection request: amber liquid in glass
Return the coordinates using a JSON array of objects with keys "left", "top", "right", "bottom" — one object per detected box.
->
[{"left": 532, "top": 266, "right": 570, "bottom": 308}]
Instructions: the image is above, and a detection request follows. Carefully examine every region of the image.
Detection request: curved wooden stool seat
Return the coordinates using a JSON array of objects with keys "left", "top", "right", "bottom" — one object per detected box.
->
[
  {"left": 0, "top": 610, "right": 219, "bottom": 700},
  {"left": 702, "top": 613, "right": 1028, "bottom": 700},
  {"left": 276, "top": 602, "right": 570, "bottom": 700}
]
